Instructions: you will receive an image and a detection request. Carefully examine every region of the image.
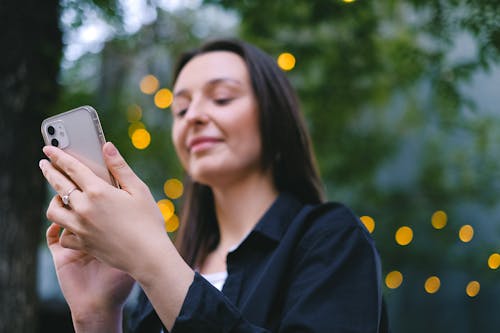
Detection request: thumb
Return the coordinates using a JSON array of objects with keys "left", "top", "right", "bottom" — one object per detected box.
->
[{"left": 103, "top": 142, "right": 144, "bottom": 193}]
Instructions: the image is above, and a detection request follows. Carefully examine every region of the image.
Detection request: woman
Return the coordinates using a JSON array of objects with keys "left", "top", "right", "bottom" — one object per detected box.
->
[{"left": 39, "top": 39, "right": 389, "bottom": 332}]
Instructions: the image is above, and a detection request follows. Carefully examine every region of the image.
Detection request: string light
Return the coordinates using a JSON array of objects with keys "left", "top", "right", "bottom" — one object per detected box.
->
[
  {"left": 424, "top": 276, "right": 441, "bottom": 294},
  {"left": 277, "top": 52, "right": 296, "bottom": 71},
  {"left": 458, "top": 225, "right": 474, "bottom": 243},
  {"left": 127, "top": 104, "right": 143, "bottom": 122},
  {"left": 395, "top": 226, "right": 413, "bottom": 246},
  {"left": 131, "top": 128, "right": 151, "bottom": 149},
  {"left": 431, "top": 210, "right": 447, "bottom": 229},
  {"left": 360, "top": 216, "right": 375, "bottom": 233},
  {"left": 140, "top": 74, "right": 160, "bottom": 95},
  {"left": 488, "top": 253, "right": 500, "bottom": 270},
  {"left": 165, "top": 214, "right": 180, "bottom": 233},
  {"left": 154, "top": 88, "right": 173, "bottom": 109},
  {"left": 157, "top": 199, "right": 174, "bottom": 221},
  {"left": 385, "top": 271, "right": 403, "bottom": 289},
  {"left": 466, "top": 281, "right": 480, "bottom": 297},
  {"left": 128, "top": 121, "right": 145, "bottom": 138},
  {"left": 164, "top": 178, "right": 184, "bottom": 199}
]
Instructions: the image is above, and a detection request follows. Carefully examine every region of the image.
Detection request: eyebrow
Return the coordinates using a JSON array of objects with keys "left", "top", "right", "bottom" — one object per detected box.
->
[{"left": 173, "top": 78, "right": 244, "bottom": 98}]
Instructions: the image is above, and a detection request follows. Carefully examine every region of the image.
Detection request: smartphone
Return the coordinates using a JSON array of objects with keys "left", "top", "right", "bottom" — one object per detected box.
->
[{"left": 41, "top": 105, "right": 117, "bottom": 187}]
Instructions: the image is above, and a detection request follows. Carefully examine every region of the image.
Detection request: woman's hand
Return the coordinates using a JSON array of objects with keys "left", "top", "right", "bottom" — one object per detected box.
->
[
  {"left": 39, "top": 142, "right": 169, "bottom": 276},
  {"left": 40, "top": 142, "right": 193, "bottom": 330},
  {"left": 46, "top": 223, "right": 134, "bottom": 331},
  {"left": 40, "top": 142, "right": 166, "bottom": 331}
]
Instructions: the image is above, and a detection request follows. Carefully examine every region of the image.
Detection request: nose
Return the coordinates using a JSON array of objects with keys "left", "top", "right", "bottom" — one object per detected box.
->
[{"left": 184, "top": 98, "right": 209, "bottom": 125}]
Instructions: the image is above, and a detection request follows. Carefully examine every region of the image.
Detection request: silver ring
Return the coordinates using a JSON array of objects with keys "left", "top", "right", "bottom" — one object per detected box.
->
[{"left": 61, "top": 187, "right": 78, "bottom": 206}]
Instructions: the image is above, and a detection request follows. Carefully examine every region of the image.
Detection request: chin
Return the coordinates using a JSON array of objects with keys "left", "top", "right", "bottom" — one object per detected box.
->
[
  {"left": 186, "top": 153, "right": 261, "bottom": 187},
  {"left": 188, "top": 165, "right": 224, "bottom": 185},
  {"left": 190, "top": 173, "right": 222, "bottom": 188},
  {"left": 189, "top": 163, "right": 243, "bottom": 188}
]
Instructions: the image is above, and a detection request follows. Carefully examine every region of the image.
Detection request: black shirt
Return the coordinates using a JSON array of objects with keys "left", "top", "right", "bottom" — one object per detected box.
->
[{"left": 130, "top": 192, "right": 389, "bottom": 332}]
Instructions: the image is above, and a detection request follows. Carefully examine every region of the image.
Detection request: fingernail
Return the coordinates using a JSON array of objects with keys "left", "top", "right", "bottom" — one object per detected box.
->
[
  {"left": 39, "top": 160, "right": 46, "bottom": 169},
  {"left": 43, "top": 146, "right": 54, "bottom": 157},
  {"left": 105, "top": 142, "right": 118, "bottom": 156}
]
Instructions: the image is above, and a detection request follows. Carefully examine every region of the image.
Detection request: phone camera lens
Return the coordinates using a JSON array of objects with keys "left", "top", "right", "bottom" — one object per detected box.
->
[
  {"left": 47, "top": 126, "right": 55, "bottom": 135},
  {"left": 51, "top": 138, "right": 59, "bottom": 147}
]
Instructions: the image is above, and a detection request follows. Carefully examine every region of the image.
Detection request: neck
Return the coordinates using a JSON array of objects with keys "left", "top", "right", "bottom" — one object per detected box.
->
[{"left": 211, "top": 170, "right": 278, "bottom": 250}]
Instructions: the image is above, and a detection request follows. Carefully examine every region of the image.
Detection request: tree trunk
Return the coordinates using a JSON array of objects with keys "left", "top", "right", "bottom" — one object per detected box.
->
[{"left": 0, "top": 1, "right": 61, "bottom": 332}]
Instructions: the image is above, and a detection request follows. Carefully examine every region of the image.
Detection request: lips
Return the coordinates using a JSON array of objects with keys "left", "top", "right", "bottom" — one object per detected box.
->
[{"left": 187, "top": 136, "right": 223, "bottom": 152}]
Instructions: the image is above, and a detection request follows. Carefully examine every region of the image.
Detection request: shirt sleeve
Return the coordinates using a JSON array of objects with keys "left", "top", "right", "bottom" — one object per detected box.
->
[
  {"left": 170, "top": 207, "right": 383, "bottom": 333},
  {"left": 170, "top": 272, "right": 269, "bottom": 333}
]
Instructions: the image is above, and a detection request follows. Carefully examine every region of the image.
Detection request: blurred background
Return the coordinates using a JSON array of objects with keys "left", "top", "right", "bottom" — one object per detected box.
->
[{"left": 1, "top": 0, "right": 500, "bottom": 332}]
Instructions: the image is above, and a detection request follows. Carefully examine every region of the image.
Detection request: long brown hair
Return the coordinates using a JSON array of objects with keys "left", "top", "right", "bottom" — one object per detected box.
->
[{"left": 172, "top": 39, "right": 324, "bottom": 267}]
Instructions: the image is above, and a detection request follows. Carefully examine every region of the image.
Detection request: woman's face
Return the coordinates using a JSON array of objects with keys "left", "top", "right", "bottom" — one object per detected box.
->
[{"left": 171, "top": 51, "right": 263, "bottom": 187}]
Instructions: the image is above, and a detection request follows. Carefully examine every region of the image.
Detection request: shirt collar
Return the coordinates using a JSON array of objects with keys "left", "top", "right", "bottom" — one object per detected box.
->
[{"left": 250, "top": 192, "right": 304, "bottom": 243}]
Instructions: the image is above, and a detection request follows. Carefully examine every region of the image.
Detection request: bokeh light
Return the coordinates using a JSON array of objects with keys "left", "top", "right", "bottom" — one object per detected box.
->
[
  {"left": 343, "top": 0, "right": 356, "bottom": 3},
  {"left": 385, "top": 271, "right": 403, "bottom": 289},
  {"left": 127, "top": 104, "right": 143, "bottom": 122},
  {"left": 154, "top": 88, "right": 173, "bottom": 109},
  {"left": 164, "top": 178, "right": 184, "bottom": 199},
  {"left": 277, "top": 52, "right": 296, "bottom": 71},
  {"left": 165, "top": 214, "right": 180, "bottom": 233},
  {"left": 157, "top": 199, "right": 174, "bottom": 222},
  {"left": 424, "top": 276, "right": 441, "bottom": 294},
  {"left": 131, "top": 128, "right": 151, "bottom": 149},
  {"left": 128, "top": 121, "right": 145, "bottom": 138},
  {"left": 360, "top": 215, "right": 375, "bottom": 233},
  {"left": 431, "top": 210, "right": 447, "bottom": 229},
  {"left": 140, "top": 74, "right": 159, "bottom": 94},
  {"left": 395, "top": 226, "right": 413, "bottom": 246},
  {"left": 488, "top": 253, "right": 500, "bottom": 270},
  {"left": 459, "top": 224, "right": 474, "bottom": 243},
  {"left": 466, "top": 281, "right": 480, "bottom": 297}
]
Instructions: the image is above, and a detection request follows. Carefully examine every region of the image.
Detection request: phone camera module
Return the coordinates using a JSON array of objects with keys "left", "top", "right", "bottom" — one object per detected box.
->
[
  {"left": 47, "top": 125, "right": 55, "bottom": 135},
  {"left": 44, "top": 120, "right": 69, "bottom": 149}
]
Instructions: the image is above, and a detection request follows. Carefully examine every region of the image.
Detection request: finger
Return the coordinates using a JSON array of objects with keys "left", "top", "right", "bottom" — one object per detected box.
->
[
  {"left": 46, "top": 223, "right": 62, "bottom": 248},
  {"left": 59, "top": 228, "right": 84, "bottom": 251},
  {"left": 42, "top": 145, "right": 106, "bottom": 192},
  {"left": 46, "top": 222, "right": 80, "bottom": 252},
  {"left": 103, "top": 142, "right": 146, "bottom": 194},
  {"left": 46, "top": 195, "right": 80, "bottom": 233},
  {"left": 39, "top": 159, "right": 79, "bottom": 199},
  {"left": 46, "top": 223, "right": 69, "bottom": 260}
]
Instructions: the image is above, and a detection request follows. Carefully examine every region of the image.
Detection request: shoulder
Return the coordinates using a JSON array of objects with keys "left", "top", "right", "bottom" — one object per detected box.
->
[{"left": 294, "top": 201, "right": 374, "bottom": 252}]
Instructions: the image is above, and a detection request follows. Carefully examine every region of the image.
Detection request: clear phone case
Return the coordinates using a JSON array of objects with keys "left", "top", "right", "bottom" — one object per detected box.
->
[{"left": 41, "top": 105, "right": 117, "bottom": 186}]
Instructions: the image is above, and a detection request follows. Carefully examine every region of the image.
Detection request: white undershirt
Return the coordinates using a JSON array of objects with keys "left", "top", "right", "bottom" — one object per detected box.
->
[
  {"left": 196, "top": 239, "right": 241, "bottom": 291},
  {"left": 201, "top": 271, "right": 228, "bottom": 291}
]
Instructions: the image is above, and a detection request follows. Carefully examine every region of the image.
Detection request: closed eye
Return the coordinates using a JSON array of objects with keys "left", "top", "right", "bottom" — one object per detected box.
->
[
  {"left": 174, "top": 109, "right": 188, "bottom": 118},
  {"left": 214, "top": 98, "right": 233, "bottom": 106}
]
